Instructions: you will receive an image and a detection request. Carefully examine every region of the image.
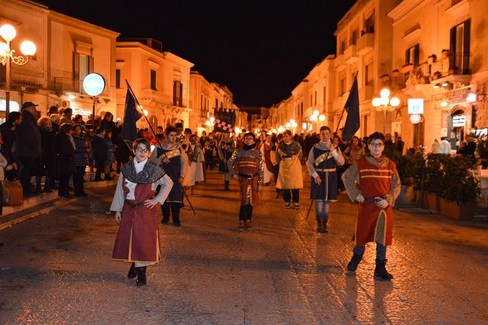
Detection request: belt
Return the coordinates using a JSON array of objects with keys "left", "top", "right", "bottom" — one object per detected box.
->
[
  {"left": 315, "top": 168, "right": 337, "bottom": 172},
  {"left": 364, "top": 196, "right": 386, "bottom": 203},
  {"left": 124, "top": 199, "right": 146, "bottom": 208},
  {"left": 237, "top": 172, "right": 257, "bottom": 179}
]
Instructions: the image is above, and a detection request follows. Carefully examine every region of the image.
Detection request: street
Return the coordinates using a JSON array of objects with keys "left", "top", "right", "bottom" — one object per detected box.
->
[{"left": 0, "top": 168, "right": 487, "bottom": 325}]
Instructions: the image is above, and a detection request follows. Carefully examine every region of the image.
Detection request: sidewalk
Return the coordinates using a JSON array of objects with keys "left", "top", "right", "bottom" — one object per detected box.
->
[{"left": 0, "top": 174, "right": 118, "bottom": 230}]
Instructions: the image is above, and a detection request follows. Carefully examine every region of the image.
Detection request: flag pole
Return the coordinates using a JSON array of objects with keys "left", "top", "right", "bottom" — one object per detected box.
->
[{"left": 125, "top": 80, "right": 196, "bottom": 216}]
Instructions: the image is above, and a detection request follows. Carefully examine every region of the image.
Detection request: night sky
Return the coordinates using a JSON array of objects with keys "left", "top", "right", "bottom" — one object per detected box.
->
[{"left": 36, "top": 1, "right": 356, "bottom": 107}]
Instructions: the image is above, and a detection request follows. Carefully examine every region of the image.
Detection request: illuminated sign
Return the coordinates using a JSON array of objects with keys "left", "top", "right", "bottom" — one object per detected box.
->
[
  {"left": 452, "top": 115, "right": 465, "bottom": 127},
  {"left": 410, "top": 114, "right": 421, "bottom": 124},
  {"left": 408, "top": 98, "right": 424, "bottom": 114}
]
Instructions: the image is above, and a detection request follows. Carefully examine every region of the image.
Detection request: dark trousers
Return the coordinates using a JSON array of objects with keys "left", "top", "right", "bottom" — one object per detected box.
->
[
  {"left": 73, "top": 166, "right": 86, "bottom": 195},
  {"left": 283, "top": 189, "right": 299, "bottom": 203},
  {"left": 161, "top": 202, "right": 181, "bottom": 224},
  {"left": 19, "top": 156, "right": 35, "bottom": 195},
  {"left": 239, "top": 204, "right": 253, "bottom": 221},
  {"left": 94, "top": 160, "right": 105, "bottom": 180},
  {"left": 58, "top": 170, "right": 72, "bottom": 196}
]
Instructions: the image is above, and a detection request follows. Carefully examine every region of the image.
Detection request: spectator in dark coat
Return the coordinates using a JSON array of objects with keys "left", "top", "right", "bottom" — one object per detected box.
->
[
  {"left": 36, "top": 116, "right": 56, "bottom": 192},
  {"left": 55, "top": 123, "right": 75, "bottom": 198},
  {"left": 13, "top": 102, "right": 42, "bottom": 197},
  {"left": 73, "top": 124, "right": 89, "bottom": 196},
  {"left": 91, "top": 127, "right": 108, "bottom": 181},
  {"left": 0, "top": 111, "right": 22, "bottom": 180}
]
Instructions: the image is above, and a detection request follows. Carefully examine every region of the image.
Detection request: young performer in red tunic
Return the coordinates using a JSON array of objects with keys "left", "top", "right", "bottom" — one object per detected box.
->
[
  {"left": 111, "top": 139, "right": 173, "bottom": 286},
  {"left": 342, "top": 132, "right": 401, "bottom": 280}
]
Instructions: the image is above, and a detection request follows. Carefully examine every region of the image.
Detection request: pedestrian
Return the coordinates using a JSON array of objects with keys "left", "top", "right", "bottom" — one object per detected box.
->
[
  {"left": 91, "top": 127, "right": 108, "bottom": 181},
  {"left": 72, "top": 124, "right": 89, "bottom": 196},
  {"left": 36, "top": 116, "right": 56, "bottom": 193},
  {"left": 217, "top": 132, "right": 235, "bottom": 190},
  {"left": 306, "top": 126, "right": 345, "bottom": 233},
  {"left": 150, "top": 126, "right": 188, "bottom": 226},
  {"left": 13, "top": 102, "right": 42, "bottom": 197},
  {"left": 111, "top": 138, "right": 173, "bottom": 286},
  {"left": 440, "top": 136, "right": 452, "bottom": 155},
  {"left": 276, "top": 129, "right": 303, "bottom": 209},
  {"left": 54, "top": 123, "right": 75, "bottom": 199},
  {"left": 228, "top": 132, "right": 264, "bottom": 231},
  {"left": 341, "top": 132, "right": 401, "bottom": 281}
]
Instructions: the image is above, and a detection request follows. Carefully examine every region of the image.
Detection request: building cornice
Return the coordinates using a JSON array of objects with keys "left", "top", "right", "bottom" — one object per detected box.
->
[
  {"left": 49, "top": 11, "right": 119, "bottom": 39},
  {"left": 388, "top": 0, "right": 425, "bottom": 22}
]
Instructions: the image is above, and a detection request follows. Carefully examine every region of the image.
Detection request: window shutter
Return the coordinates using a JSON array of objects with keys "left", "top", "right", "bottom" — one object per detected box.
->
[
  {"left": 449, "top": 26, "right": 456, "bottom": 73},
  {"left": 414, "top": 44, "right": 420, "bottom": 67},
  {"left": 73, "top": 52, "right": 79, "bottom": 80},
  {"left": 463, "top": 19, "right": 471, "bottom": 74}
]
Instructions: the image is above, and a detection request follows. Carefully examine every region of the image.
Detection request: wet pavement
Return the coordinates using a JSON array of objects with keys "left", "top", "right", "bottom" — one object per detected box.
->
[{"left": 0, "top": 168, "right": 487, "bottom": 324}]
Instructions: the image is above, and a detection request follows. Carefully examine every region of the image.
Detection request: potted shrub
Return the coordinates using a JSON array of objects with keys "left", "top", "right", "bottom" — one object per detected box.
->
[
  {"left": 422, "top": 154, "right": 447, "bottom": 211},
  {"left": 437, "top": 155, "right": 480, "bottom": 220},
  {"left": 395, "top": 152, "right": 425, "bottom": 206},
  {"left": 475, "top": 135, "right": 488, "bottom": 169}
]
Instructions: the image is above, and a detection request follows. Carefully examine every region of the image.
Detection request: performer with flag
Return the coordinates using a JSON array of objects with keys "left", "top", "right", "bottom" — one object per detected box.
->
[
  {"left": 306, "top": 126, "right": 345, "bottom": 233},
  {"left": 342, "top": 132, "right": 401, "bottom": 281},
  {"left": 111, "top": 138, "right": 173, "bottom": 286},
  {"left": 151, "top": 126, "right": 188, "bottom": 226}
]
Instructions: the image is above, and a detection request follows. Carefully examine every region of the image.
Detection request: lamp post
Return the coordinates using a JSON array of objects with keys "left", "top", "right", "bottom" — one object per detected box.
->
[
  {"left": 0, "top": 24, "right": 37, "bottom": 116},
  {"left": 372, "top": 88, "right": 400, "bottom": 134}
]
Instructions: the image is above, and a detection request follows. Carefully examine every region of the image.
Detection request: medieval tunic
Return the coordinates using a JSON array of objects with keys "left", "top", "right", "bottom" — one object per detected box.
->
[
  {"left": 342, "top": 154, "right": 401, "bottom": 246},
  {"left": 111, "top": 159, "right": 173, "bottom": 264},
  {"left": 260, "top": 141, "right": 274, "bottom": 184},
  {"left": 183, "top": 142, "right": 205, "bottom": 187},
  {"left": 151, "top": 142, "right": 188, "bottom": 203},
  {"left": 218, "top": 138, "right": 235, "bottom": 174},
  {"left": 306, "top": 142, "right": 345, "bottom": 201},
  {"left": 276, "top": 140, "right": 303, "bottom": 189},
  {"left": 228, "top": 146, "right": 264, "bottom": 206}
]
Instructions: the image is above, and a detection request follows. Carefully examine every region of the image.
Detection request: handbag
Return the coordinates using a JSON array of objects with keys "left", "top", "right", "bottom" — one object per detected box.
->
[{"left": 1, "top": 179, "right": 24, "bottom": 206}]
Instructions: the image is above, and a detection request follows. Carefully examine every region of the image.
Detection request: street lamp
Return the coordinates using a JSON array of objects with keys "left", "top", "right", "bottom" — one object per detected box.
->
[
  {"left": 0, "top": 24, "right": 37, "bottom": 116},
  {"left": 372, "top": 88, "right": 400, "bottom": 134}
]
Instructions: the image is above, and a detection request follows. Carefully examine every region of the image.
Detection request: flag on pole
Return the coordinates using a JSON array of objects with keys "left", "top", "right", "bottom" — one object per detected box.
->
[
  {"left": 342, "top": 77, "right": 360, "bottom": 141},
  {"left": 214, "top": 109, "right": 236, "bottom": 133},
  {"left": 121, "top": 88, "right": 143, "bottom": 144}
]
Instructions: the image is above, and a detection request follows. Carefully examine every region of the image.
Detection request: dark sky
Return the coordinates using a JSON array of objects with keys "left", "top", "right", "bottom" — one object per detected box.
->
[{"left": 36, "top": 1, "right": 356, "bottom": 107}]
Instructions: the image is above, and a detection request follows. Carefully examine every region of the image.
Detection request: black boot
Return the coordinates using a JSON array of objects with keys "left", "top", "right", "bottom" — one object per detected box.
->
[
  {"left": 347, "top": 253, "right": 363, "bottom": 272},
  {"left": 317, "top": 220, "right": 324, "bottom": 233},
  {"left": 374, "top": 259, "right": 393, "bottom": 281},
  {"left": 224, "top": 180, "right": 230, "bottom": 191},
  {"left": 323, "top": 219, "right": 329, "bottom": 233},
  {"left": 127, "top": 262, "right": 137, "bottom": 279},
  {"left": 136, "top": 266, "right": 147, "bottom": 286}
]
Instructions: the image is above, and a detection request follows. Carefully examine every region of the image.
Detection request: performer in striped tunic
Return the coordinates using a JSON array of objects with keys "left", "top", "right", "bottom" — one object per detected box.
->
[
  {"left": 342, "top": 132, "right": 401, "bottom": 281},
  {"left": 306, "top": 126, "right": 345, "bottom": 233},
  {"left": 228, "top": 132, "right": 264, "bottom": 231}
]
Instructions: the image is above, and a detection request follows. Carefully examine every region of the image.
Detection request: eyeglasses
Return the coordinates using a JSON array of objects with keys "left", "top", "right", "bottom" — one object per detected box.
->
[
  {"left": 135, "top": 148, "right": 149, "bottom": 153},
  {"left": 369, "top": 142, "right": 384, "bottom": 148}
]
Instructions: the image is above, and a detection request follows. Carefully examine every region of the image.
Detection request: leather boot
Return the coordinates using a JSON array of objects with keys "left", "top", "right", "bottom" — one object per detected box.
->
[
  {"left": 374, "top": 259, "right": 393, "bottom": 281},
  {"left": 224, "top": 180, "right": 230, "bottom": 191},
  {"left": 127, "top": 262, "right": 137, "bottom": 279},
  {"left": 136, "top": 266, "right": 147, "bottom": 286},
  {"left": 347, "top": 253, "right": 363, "bottom": 272},
  {"left": 317, "top": 220, "right": 324, "bottom": 233}
]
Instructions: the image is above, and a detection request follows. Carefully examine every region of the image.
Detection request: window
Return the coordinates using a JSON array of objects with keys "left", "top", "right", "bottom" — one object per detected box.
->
[
  {"left": 364, "top": 11, "right": 375, "bottom": 34},
  {"left": 173, "top": 80, "right": 183, "bottom": 107},
  {"left": 351, "top": 29, "right": 359, "bottom": 45},
  {"left": 450, "top": 19, "right": 470, "bottom": 74},
  {"left": 364, "top": 64, "right": 373, "bottom": 86},
  {"left": 73, "top": 53, "right": 93, "bottom": 82},
  {"left": 115, "top": 69, "right": 121, "bottom": 89},
  {"left": 150, "top": 70, "right": 157, "bottom": 90},
  {"left": 339, "top": 72, "right": 346, "bottom": 96},
  {"left": 405, "top": 44, "right": 420, "bottom": 67}
]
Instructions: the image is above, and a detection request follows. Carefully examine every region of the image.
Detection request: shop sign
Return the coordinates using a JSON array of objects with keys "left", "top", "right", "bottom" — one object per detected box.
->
[{"left": 452, "top": 115, "right": 465, "bottom": 127}]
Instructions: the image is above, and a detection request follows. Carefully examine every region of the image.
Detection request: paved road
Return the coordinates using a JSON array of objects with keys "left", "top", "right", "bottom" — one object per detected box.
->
[{"left": 0, "top": 168, "right": 487, "bottom": 324}]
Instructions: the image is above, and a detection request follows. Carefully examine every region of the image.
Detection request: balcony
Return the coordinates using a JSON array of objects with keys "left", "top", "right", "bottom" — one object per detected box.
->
[
  {"left": 344, "top": 44, "right": 358, "bottom": 64},
  {"left": 52, "top": 77, "right": 81, "bottom": 95},
  {"left": 357, "top": 32, "right": 374, "bottom": 54}
]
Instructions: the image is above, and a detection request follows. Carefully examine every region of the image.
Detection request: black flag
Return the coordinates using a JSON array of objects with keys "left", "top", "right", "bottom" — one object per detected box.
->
[
  {"left": 121, "top": 88, "right": 142, "bottom": 144},
  {"left": 214, "top": 109, "right": 236, "bottom": 133},
  {"left": 342, "top": 77, "right": 360, "bottom": 141}
]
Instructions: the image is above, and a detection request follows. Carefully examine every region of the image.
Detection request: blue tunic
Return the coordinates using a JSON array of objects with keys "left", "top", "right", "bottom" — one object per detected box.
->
[{"left": 310, "top": 146, "right": 339, "bottom": 201}]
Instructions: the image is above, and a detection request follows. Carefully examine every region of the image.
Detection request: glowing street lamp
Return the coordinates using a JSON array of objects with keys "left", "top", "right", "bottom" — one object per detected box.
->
[
  {"left": 0, "top": 24, "right": 37, "bottom": 116},
  {"left": 372, "top": 88, "right": 400, "bottom": 133}
]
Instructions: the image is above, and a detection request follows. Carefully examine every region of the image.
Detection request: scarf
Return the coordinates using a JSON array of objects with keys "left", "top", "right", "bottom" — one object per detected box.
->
[{"left": 121, "top": 159, "right": 166, "bottom": 184}]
